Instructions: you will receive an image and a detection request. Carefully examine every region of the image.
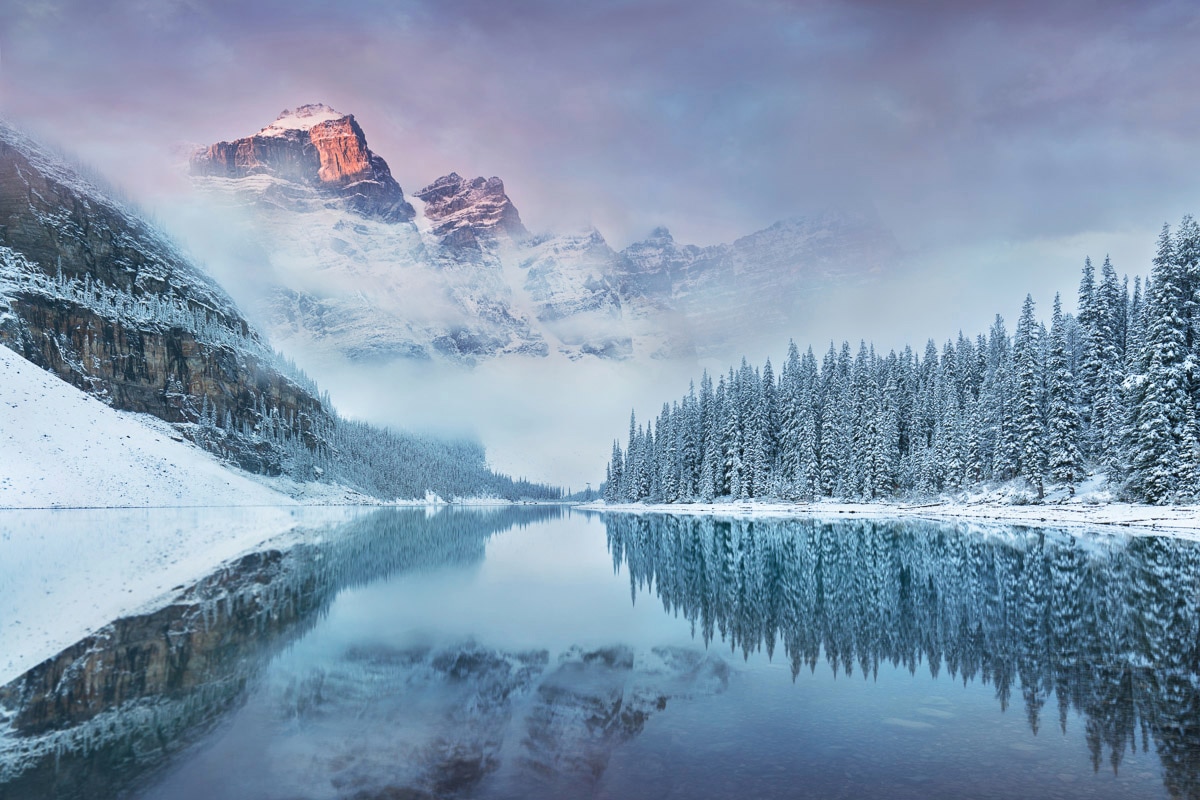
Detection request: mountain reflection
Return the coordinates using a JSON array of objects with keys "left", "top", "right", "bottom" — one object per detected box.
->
[
  {"left": 0, "top": 506, "right": 564, "bottom": 800},
  {"left": 605, "top": 514, "right": 1200, "bottom": 796}
]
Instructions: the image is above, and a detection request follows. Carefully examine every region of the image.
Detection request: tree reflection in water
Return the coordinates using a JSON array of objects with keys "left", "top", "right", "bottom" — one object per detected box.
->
[{"left": 605, "top": 514, "right": 1200, "bottom": 797}]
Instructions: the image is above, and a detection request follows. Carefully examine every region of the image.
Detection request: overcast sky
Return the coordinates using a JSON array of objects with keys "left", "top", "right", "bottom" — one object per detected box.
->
[
  {"left": 4, "top": 0, "right": 1200, "bottom": 483},
  {"left": 5, "top": 1, "right": 1198, "bottom": 253}
]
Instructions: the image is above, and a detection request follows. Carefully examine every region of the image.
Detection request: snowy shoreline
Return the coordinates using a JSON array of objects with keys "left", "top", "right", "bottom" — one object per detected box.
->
[{"left": 578, "top": 498, "right": 1200, "bottom": 539}]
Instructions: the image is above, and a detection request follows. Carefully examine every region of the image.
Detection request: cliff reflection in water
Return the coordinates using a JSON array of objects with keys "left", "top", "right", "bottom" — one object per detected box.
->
[
  {"left": 0, "top": 506, "right": 564, "bottom": 800},
  {"left": 605, "top": 514, "right": 1200, "bottom": 796}
]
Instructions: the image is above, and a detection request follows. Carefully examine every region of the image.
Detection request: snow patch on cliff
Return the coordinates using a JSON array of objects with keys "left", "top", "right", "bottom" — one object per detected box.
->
[{"left": 257, "top": 104, "right": 346, "bottom": 137}]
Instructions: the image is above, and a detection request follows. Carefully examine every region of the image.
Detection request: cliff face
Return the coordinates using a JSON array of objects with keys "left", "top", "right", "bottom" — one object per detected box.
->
[
  {"left": 190, "top": 104, "right": 414, "bottom": 222},
  {"left": 415, "top": 172, "right": 528, "bottom": 245},
  {"left": 0, "top": 121, "right": 330, "bottom": 473},
  {"left": 187, "top": 104, "right": 904, "bottom": 364}
]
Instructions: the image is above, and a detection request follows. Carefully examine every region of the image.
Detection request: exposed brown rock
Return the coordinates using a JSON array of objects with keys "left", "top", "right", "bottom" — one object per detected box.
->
[
  {"left": 0, "top": 121, "right": 330, "bottom": 473},
  {"left": 191, "top": 104, "right": 415, "bottom": 222}
]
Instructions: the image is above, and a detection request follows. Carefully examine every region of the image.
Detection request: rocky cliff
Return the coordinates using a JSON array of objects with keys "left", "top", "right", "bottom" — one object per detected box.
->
[
  {"left": 415, "top": 172, "right": 528, "bottom": 245},
  {"left": 0, "top": 121, "right": 331, "bottom": 473},
  {"left": 190, "top": 104, "right": 414, "bottom": 223},
  {"left": 187, "top": 104, "right": 903, "bottom": 364}
]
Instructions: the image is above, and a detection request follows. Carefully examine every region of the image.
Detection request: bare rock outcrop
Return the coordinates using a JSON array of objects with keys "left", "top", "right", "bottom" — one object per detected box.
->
[{"left": 191, "top": 104, "right": 414, "bottom": 222}]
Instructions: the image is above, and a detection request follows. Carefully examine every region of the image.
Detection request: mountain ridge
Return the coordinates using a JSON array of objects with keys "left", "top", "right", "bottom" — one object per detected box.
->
[
  {"left": 186, "top": 104, "right": 904, "bottom": 365},
  {"left": 0, "top": 117, "right": 562, "bottom": 500}
]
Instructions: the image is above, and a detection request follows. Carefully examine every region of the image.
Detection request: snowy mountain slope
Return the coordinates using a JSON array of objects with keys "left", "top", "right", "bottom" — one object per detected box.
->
[
  {"left": 618, "top": 213, "right": 902, "bottom": 355},
  {"left": 519, "top": 228, "right": 633, "bottom": 358},
  {"left": 0, "top": 344, "right": 292, "bottom": 508},
  {"left": 0, "top": 118, "right": 552, "bottom": 501},
  {"left": 185, "top": 105, "right": 903, "bottom": 365},
  {"left": 0, "top": 118, "right": 332, "bottom": 475}
]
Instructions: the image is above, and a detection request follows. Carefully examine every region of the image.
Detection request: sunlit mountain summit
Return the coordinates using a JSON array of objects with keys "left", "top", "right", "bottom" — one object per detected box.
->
[{"left": 188, "top": 104, "right": 902, "bottom": 365}]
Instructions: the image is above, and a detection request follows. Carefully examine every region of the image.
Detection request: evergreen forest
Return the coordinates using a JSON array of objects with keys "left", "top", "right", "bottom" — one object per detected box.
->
[{"left": 605, "top": 218, "right": 1200, "bottom": 505}]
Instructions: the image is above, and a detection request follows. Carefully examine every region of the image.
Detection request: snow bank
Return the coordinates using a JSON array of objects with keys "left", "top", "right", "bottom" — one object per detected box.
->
[
  {"left": 0, "top": 345, "right": 381, "bottom": 509},
  {"left": 580, "top": 498, "right": 1200, "bottom": 540},
  {"left": 0, "top": 345, "right": 295, "bottom": 509}
]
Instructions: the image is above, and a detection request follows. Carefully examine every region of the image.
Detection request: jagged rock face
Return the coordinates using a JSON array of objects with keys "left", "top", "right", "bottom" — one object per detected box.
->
[
  {"left": 191, "top": 104, "right": 414, "bottom": 223},
  {"left": 187, "top": 105, "right": 903, "bottom": 364},
  {"left": 414, "top": 172, "right": 528, "bottom": 244},
  {"left": 0, "top": 121, "right": 330, "bottom": 472}
]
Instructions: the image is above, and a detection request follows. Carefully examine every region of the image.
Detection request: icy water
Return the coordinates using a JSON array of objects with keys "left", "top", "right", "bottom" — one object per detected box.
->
[{"left": 2, "top": 508, "right": 1200, "bottom": 800}]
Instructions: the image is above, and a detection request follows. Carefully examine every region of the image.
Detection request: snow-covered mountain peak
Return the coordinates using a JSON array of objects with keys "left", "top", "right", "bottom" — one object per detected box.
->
[
  {"left": 258, "top": 103, "right": 347, "bottom": 137},
  {"left": 414, "top": 172, "right": 528, "bottom": 241},
  {"left": 184, "top": 105, "right": 903, "bottom": 364},
  {"left": 191, "top": 104, "right": 414, "bottom": 223}
]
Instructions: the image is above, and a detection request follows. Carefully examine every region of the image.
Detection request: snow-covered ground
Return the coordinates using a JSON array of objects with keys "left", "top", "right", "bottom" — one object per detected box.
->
[
  {"left": 0, "top": 345, "right": 378, "bottom": 509},
  {"left": 580, "top": 494, "right": 1200, "bottom": 539},
  {"left": 0, "top": 345, "right": 384, "bottom": 683}
]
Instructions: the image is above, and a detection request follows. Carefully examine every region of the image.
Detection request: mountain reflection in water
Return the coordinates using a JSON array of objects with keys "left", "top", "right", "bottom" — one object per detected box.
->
[
  {"left": 0, "top": 506, "right": 563, "bottom": 800},
  {"left": 2, "top": 509, "right": 1200, "bottom": 800},
  {"left": 605, "top": 514, "right": 1200, "bottom": 797}
]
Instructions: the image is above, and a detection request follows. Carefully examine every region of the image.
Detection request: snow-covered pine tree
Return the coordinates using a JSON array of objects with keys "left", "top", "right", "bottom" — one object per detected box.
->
[
  {"left": 876, "top": 355, "right": 901, "bottom": 497},
  {"left": 623, "top": 410, "right": 638, "bottom": 500},
  {"left": 700, "top": 371, "right": 720, "bottom": 501},
  {"left": 798, "top": 346, "right": 822, "bottom": 498},
  {"left": 1128, "top": 224, "right": 1194, "bottom": 502},
  {"left": 606, "top": 439, "right": 623, "bottom": 502},
  {"left": 982, "top": 316, "right": 1019, "bottom": 481},
  {"left": 818, "top": 344, "right": 843, "bottom": 496},
  {"left": 1076, "top": 257, "right": 1099, "bottom": 452},
  {"left": 778, "top": 342, "right": 803, "bottom": 497},
  {"left": 1083, "top": 257, "right": 1126, "bottom": 472},
  {"left": 1046, "top": 294, "right": 1084, "bottom": 488},
  {"left": 1014, "top": 295, "right": 1048, "bottom": 498},
  {"left": 850, "top": 342, "right": 877, "bottom": 497},
  {"left": 760, "top": 358, "right": 779, "bottom": 493}
]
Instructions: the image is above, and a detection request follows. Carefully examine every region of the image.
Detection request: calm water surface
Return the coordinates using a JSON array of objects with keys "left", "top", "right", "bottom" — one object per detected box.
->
[{"left": 1, "top": 507, "right": 1199, "bottom": 799}]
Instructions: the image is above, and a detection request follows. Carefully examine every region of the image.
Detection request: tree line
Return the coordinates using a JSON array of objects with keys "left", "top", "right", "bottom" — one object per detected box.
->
[
  {"left": 605, "top": 217, "right": 1200, "bottom": 505},
  {"left": 191, "top": 399, "right": 563, "bottom": 501}
]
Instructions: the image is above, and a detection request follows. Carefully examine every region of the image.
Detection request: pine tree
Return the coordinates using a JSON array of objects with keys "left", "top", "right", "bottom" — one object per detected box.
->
[
  {"left": 607, "top": 439, "right": 624, "bottom": 502},
  {"left": 1076, "top": 257, "right": 1099, "bottom": 450},
  {"left": 760, "top": 358, "right": 779, "bottom": 492},
  {"left": 1129, "top": 224, "right": 1194, "bottom": 502},
  {"left": 1014, "top": 294, "right": 1047, "bottom": 498},
  {"left": 1046, "top": 294, "right": 1084, "bottom": 488},
  {"left": 983, "top": 316, "right": 1019, "bottom": 481},
  {"left": 778, "top": 342, "right": 803, "bottom": 497},
  {"left": 818, "top": 344, "right": 843, "bottom": 496},
  {"left": 797, "top": 346, "right": 822, "bottom": 498}
]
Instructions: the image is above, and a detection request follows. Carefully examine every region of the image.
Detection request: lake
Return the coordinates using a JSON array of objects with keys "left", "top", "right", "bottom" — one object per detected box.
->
[{"left": 1, "top": 507, "right": 1198, "bottom": 799}]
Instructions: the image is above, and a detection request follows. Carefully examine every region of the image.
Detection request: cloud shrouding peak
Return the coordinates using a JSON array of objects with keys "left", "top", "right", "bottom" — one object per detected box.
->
[{"left": 4, "top": 0, "right": 1198, "bottom": 254}]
